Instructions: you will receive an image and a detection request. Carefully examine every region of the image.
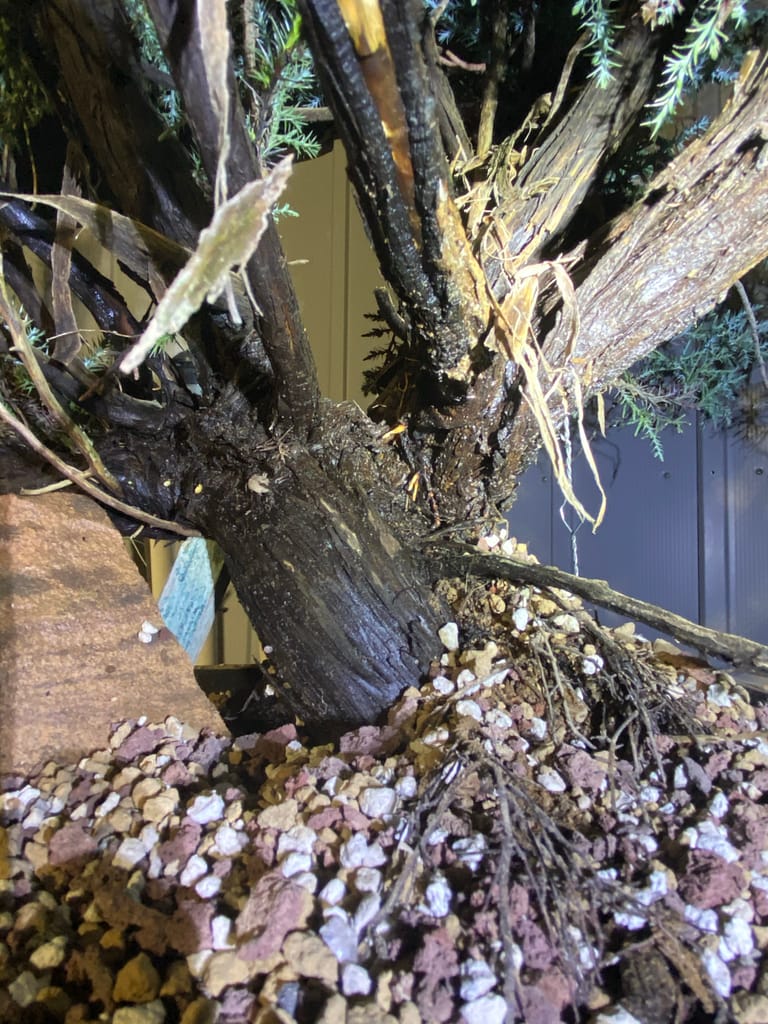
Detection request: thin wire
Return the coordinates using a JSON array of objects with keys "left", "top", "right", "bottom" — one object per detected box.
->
[{"left": 558, "top": 411, "right": 583, "bottom": 576}]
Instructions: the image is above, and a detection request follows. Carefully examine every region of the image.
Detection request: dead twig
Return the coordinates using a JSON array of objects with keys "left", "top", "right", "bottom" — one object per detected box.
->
[
  {"left": 0, "top": 268, "right": 122, "bottom": 494},
  {"left": 532, "top": 633, "right": 595, "bottom": 750},
  {"left": 438, "top": 50, "right": 487, "bottom": 73},
  {"left": 490, "top": 763, "right": 525, "bottom": 1022},
  {"left": 425, "top": 542, "right": 768, "bottom": 673},
  {"left": 734, "top": 278, "right": 768, "bottom": 390},
  {"left": 0, "top": 399, "right": 200, "bottom": 538},
  {"left": 370, "top": 754, "right": 467, "bottom": 939}
]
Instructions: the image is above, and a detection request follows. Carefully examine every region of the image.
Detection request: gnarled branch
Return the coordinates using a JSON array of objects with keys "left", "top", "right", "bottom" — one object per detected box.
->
[{"left": 426, "top": 541, "right": 768, "bottom": 673}]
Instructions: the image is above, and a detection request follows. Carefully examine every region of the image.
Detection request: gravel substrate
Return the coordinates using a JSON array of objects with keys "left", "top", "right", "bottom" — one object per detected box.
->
[{"left": 3, "top": 570, "right": 768, "bottom": 1023}]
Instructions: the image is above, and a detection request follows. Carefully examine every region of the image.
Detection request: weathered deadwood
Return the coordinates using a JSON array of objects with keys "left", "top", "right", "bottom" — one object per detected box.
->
[
  {"left": 426, "top": 541, "right": 768, "bottom": 673},
  {"left": 500, "top": 46, "right": 768, "bottom": 483},
  {"left": 482, "top": 15, "right": 671, "bottom": 286},
  {"left": 420, "top": 12, "right": 474, "bottom": 167},
  {"left": 298, "top": 0, "right": 490, "bottom": 379},
  {"left": 298, "top": 0, "right": 432, "bottom": 304}
]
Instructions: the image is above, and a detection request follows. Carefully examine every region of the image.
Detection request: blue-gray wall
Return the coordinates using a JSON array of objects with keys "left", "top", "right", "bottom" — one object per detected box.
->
[{"left": 511, "top": 418, "right": 768, "bottom": 650}]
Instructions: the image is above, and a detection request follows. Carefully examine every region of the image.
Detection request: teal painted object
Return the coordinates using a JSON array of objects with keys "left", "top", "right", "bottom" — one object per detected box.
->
[{"left": 158, "top": 538, "right": 219, "bottom": 662}]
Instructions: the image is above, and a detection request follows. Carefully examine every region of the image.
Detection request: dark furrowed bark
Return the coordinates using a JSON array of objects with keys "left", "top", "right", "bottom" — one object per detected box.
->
[
  {"left": 51, "top": 380, "right": 444, "bottom": 727},
  {"left": 5, "top": 2, "right": 443, "bottom": 730},
  {"left": 196, "top": 445, "right": 445, "bottom": 731},
  {"left": 298, "top": 0, "right": 438, "bottom": 309},
  {"left": 291, "top": 6, "right": 674, "bottom": 524},
  {"left": 41, "top": 0, "right": 317, "bottom": 438},
  {"left": 38, "top": 0, "right": 262, "bottom": 392}
]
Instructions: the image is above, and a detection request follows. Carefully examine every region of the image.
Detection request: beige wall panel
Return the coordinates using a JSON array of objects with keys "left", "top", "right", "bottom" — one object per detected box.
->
[
  {"left": 279, "top": 142, "right": 382, "bottom": 404},
  {"left": 219, "top": 584, "right": 263, "bottom": 665},
  {"left": 344, "top": 188, "right": 384, "bottom": 406},
  {"left": 279, "top": 144, "right": 346, "bottom": 399}
]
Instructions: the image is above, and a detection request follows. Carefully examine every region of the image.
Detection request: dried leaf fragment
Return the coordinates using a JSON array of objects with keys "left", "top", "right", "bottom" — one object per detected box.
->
[{"left": 120, "top": 158, "right": 292, "bottom": 374}]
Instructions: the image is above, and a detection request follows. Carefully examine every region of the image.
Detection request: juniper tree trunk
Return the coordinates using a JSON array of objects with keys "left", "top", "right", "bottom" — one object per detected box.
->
[
  {"left": 198, "top": 447, "right": 443, "bottom": 729},
  {"left": 86, "top": 384, "right": 447, "bottom": 731}
]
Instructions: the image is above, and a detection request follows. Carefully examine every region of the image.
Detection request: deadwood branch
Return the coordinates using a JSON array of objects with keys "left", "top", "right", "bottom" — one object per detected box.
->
[{"left": 426, "top": 542, "right": 768, "bottom": 672}]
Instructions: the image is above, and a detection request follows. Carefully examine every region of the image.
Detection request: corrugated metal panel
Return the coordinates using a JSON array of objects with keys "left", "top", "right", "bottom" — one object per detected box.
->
[
  {"left": 722, "top": 431, "right": 768, "bottom": 644},
  {"left": 698, "top": 424, "right": 730, "bottom": 633},
  {"left": 506, "top": 455, "right": 554, "bottom": 564},
  {"left": 511, "top": 425, "right": 701, "bottom": 634},
  {"left": 565, "top": 427, "right": 699, "bottom": 623},
  {"left": 699, "top": 418, "right": 768, "bottom": 646},
  {"left": 511, "top": 417, "right": 768, "bottom": 653}
]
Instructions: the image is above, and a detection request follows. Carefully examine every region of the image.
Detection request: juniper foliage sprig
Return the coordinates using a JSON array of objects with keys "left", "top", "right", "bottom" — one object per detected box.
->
[
  {"left": 612, "top": 298, "right": 768, "bottom": 459},
  {"left": 644, "top": 0, "right": 749, "bottom": 136},
  {"left": 122, "top": 0, "right": 183, "bottom": 135},
  {"left": 571, "top": 0, "right": 756, "bottom": 134},
  {"left": 241, "top": 0, "right": 321, "bottom": 165},
  {"left": 572, "top": 0, "right": 622, "bottom": 87}
]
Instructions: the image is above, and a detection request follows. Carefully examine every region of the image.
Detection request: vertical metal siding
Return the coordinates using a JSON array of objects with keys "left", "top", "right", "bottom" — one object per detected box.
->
[
  {"left": 506, "top": 458, "right": 554, "bottom": 563},
  {"left": 698, "top": 424, "right": 731, "bottom": 634},
  {"left": 511, "top": 419, "right": 767, "bottom": 649},
  {"left": 562, "top": 427, "right": 700, "bottom": 623},
  {"left": 721, "top": 432, "right": 768, "bottom": 644}
]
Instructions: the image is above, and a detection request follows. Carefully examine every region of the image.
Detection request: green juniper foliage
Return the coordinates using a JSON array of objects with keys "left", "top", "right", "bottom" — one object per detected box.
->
[
  {"left": 612, "top": 298, "right": 768, "bottom": 459},
  {"left": 122, "top": 0, "right": 183, "bottom": 136},
  {"left": 239, "top": 0, "right": 322, "bottom": 164},
  {"left": 644, "top": 0, "right": 749, "bottom": 134},
  {"left": 571, "top": 0, "right": 760, "bottom": 134},
  {"left": 19, "top": 0, "right": 323, "bottom": 170},
  {"left": 572, "top": 0, "right": 622, "bottom": 87}
]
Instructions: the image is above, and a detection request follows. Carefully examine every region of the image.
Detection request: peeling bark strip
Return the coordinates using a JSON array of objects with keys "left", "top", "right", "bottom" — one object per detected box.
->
[
  {"left": 119, "top": 160, "right": 293, "bottom": 375},
  {"left": 43, "top": 0, "right": 209, "bottom": 249}
]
